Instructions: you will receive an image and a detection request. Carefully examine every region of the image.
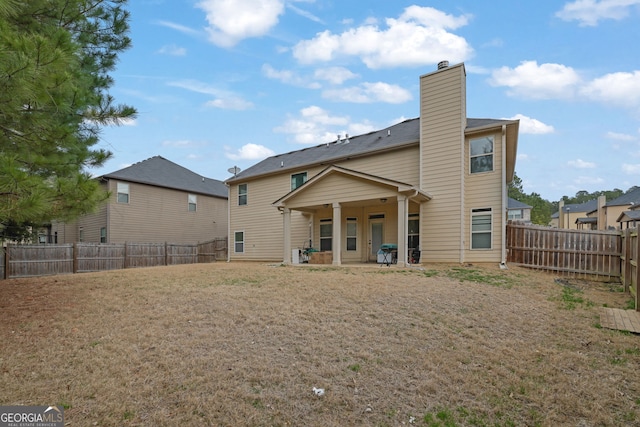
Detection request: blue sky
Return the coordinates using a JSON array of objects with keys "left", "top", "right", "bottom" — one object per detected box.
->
[{"left": 96, "top": 0, "right": 640, "bottom": 202}]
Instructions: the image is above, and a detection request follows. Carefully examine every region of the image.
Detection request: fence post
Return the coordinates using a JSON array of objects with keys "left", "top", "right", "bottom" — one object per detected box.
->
[
  {"left": 165, "top": 242, "right": 168, "bottom": 266},
  {"left": 623, "top": 229, "right": 631, "bottom": 292},
  {"left": 73, "top": 242, "right": 78, "bottom": 274},
  {"left": 4, "top": 245, "right": 8, "bottom": 280},
  {"left": 124, "top": 242, "right": 129, "bottom": 269}
]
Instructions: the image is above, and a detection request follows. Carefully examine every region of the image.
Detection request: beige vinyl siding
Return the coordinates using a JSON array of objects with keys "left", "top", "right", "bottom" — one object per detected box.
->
[
  {"left": 464, "top": 130, "right": 504, "bottom": 262},
  {"left": 229, "top": 174, "right": 307, "bottom": 261},
  {"left": 606, "top": 205, "right": 626, "bottom": 229},
  {"left": 51, "top": 220, "right": 78, "bottom": 243},
  {"left": 107, "top": 180, "right": 227, "bottom": 244},
  {"left": 420, "top": 63, "right": 466, "bottom": 262},
  {"left": 335, "top": 146, "right": 419, "bottom": 185}
]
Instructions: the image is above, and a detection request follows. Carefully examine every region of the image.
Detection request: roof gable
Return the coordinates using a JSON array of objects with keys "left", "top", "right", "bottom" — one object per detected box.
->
[
  {"left": 102, "top": 156, "right": 228, "bottom": 198},
  {"left": 273, "top": 165, "right": 431, "bottom": 208}
]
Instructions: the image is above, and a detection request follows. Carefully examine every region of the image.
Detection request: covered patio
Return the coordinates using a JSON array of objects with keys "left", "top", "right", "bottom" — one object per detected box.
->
[{"left": 272, "top": 165, "right": 431, "bottom": 267}]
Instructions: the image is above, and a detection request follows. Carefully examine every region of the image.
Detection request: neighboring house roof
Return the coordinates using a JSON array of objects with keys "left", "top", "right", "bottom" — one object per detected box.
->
[
  {"left": 507, "top": 197, "right": 531, "bottom": 209},
  {"left": 617, "top": 210, "right": 640, "bottom": 223},
  {"left": 605, "top": 187, "right": 640, "bottom": 207},
  {"left": 227, "top": 117, "right": 517, "bottom": 183},
  {"left": 101, "top": 156, "right": 228, "bottom": 198},
  {"left": 551, "top": 199, "right": 598, "bottom": 219}
]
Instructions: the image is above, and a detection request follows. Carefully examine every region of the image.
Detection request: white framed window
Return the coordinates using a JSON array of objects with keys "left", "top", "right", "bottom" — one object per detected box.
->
[
  {"left": 508, "top": 209, "right": 523, "bottom": 220},
  {"left": 291, "top": 172, "right": 307, "bottom": 191},
  {"left": 320, "top": 219, "right": 332, "bottom": 251},
  {"left": 346, "top": 217, "right": 357, "bottom": 251},
  {"left": 470, "top": 136, "right": 494, "bottom": 174},
  {"left": 238, "top": 184, "right": 247, "bottom": 206},
  {"left": 117, "top": 182, "right": 129, "bottom": 203},
  {"left": 100, "top": 227, "right": 106, "bottom": 243},
  {"left": 471, "top": 208, "right": 492, "bottom": 249},
  {"left": 234, "top": 231, "right": 244, "bottom": 253},
  {"left": 79, "top": 227, "right": 84, "bottom": 243},
  {"left": 188, "top": 194, "right": 197, "bottom": 212}
]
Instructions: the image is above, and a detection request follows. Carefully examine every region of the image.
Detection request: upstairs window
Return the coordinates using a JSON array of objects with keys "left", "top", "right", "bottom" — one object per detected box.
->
[
  {"left": 471, "top": 208, "right": 492, "bottom": 249},
  {"left": 188, "top": 194, "right": 197, "bottom": 212},
  {"left": 291, "top": 172, "right": 307, "bottom": 191},
  {"left": 470, "top": 136, "right": 494, "bottom": 174},
  {"left": 238, "top": 184, "right": 247, "bottom": 206},
  {"left": 117, "top": 182, "right": 129, "bottom": 203}
]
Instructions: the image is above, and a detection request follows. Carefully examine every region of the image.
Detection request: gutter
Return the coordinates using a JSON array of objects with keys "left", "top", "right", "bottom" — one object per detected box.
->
[
  {"left": 226, "top": 182, "right": 231, "bottom": 263},
  {"left": 501, "top": 124, "right": 508, "bottom": 269}
]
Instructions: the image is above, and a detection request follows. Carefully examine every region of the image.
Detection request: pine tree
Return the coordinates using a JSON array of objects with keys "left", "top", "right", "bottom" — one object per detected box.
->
[{"left": 0, "top": 0, "right": 136, "bottom": 232}]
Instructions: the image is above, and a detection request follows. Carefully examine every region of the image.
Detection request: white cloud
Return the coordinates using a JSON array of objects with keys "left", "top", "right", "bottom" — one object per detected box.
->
[
  {"left": 556, "top": 0, "right": 640, "bottom": 26},
  {"left": 580, "top": 71, "right": 640, "bottom": 108},
  {"left": 274, "top": 105, "right": 377, "bottom": 145},
  {"left": 286, "top": 3, "right": 323, "bottom": 23},
  {"left": 322, "top": 82, "right": 412, "bottom": 104},
  {"left": 517, "top": 153, "right": 530, "bottom": 161},
  {"left": 505, "top": 114, "right": 555, "bottom": 134},
  {"left": 574, "top": 175, "right": 604, "bottom": 185},
  {"left": 156, "top": 20, "right": 200, "bottom": 36},
  {"left": 489, "top": 61, "right": 581, "bottom": 99},
  {"left": 225, "top": 143, "right": 275, "bottom": 160},
  {"left": 568, "top": 159, "right": 596, "bottom": 168},
  {"left": 292, "top": 6, "right": 473, "bottom": 69},
  {"left": 261, "top": 64, "right": 321, "bottom": 89},
  {"left": 606, "top": 131, "right": 637, "bottom": 141},
  {"left": 157, "top": 44, "right": 187, "bottom": 56},
  {"left": 196, "top": 0, "right": 284, "bottom": 47},
  {"left": 168, "top": 79, "right": 254, "bottom": 110},
  {"left": 205, "top": 97, "right": 254, "bottom": 110},
  {"left": 314, "top": 67, "right": 359, "bottom": 85},
  {"left": 623, "top": 163, "right": 640, "bottom": 174},
  {"left": 161, "top": 139, "right": 203, "bottom": 148}
]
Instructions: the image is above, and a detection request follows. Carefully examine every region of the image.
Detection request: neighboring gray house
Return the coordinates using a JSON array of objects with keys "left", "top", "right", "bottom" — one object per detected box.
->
[
  {"left": 507, "top": 197, "right": 532, "bottom": 223},
  {"left": 51, "top": 156, "right": 228, "bottom": 244}
]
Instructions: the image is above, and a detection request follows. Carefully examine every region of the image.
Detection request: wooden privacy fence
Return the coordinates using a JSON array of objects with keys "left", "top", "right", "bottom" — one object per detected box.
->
[
  {"left": 506, "top": 222, "right": 621, "bottom": 280},
  {"left": 0, "top": 238, "right": 227, "bottom": 279},
  {"left": 620, "top": 228, "right": 640, "bottom": 310}
]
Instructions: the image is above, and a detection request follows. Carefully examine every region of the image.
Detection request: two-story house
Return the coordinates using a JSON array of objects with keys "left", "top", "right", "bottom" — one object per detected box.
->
[
  {"left": 225, "top": 62, "right": 519, "bottom": 266},
  {"left": 51, "top": 156, "right": 228, "bottom": 244}
]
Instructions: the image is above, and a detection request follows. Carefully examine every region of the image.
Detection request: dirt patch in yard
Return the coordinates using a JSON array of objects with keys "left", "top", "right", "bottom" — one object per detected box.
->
[{"left": 0, "top": 262, "right": 638, "bottom": 426}]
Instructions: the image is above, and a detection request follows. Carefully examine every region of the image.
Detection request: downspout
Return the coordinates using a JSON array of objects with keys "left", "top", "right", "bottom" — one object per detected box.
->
[
  {"left": 226, "top": 183, "right": 231, "bottom": 262},
  {"left": 500, "top": 125, "right": 508, "bottom": 269}
]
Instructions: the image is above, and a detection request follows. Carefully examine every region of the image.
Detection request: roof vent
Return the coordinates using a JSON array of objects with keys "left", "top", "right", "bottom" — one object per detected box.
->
[
  {"left": 344, "top": 133, "right": 349, "bottom": 143},
  {"left": 387, "top": 129, "right": 391, "bottom": 137},
  {"left": 437, "top": 60, "right": 449, "bottom": 70}
]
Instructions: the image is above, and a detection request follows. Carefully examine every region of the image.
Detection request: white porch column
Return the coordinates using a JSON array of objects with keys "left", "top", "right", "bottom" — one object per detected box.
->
[
  {"left": 396, "top": 195, "right": 407, "bottom": 267},
  {"left": 332, "top": 202, "right": 342, "bottom": 265},
  {"left": 283, "top": 208, "right": 292, "bottom": 264}
]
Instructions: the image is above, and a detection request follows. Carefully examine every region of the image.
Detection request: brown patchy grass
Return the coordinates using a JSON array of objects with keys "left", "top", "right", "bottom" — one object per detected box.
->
[{"left": 0, "top": 262, "right": 638, "bottom": 426}]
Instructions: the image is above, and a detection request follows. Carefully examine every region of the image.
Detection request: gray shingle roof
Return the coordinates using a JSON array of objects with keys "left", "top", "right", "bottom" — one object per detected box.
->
[
  {"left": 227, "top": 117, "right": 515, "bottom": 182},
  {"left": 508, "top": 197, "right": 532, "bottom": 209},
  {"left": 606, "top": 187, "right": 640, "bottom": 207},
  {"left": 551, "top": 199, "right": 599, "bottom": 218},
  {"left": 102, "top": 156, "right": 228, "bottom": 198}
]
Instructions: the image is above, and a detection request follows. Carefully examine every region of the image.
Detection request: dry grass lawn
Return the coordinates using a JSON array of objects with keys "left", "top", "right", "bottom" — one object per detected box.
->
[{"left": 0, "top": 262, "right": 639, "bottom": 426}]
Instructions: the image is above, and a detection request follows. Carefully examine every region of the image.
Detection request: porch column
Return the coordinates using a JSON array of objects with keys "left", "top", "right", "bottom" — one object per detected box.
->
[
  {"left": 283, "top": 208, "right": 292, "bottom": 264},
  {"left": 332, "top": 202, "right": 342, "bottom": 266},
  {"left": 396, "top": 195, "right": 407, "bottom": 267}
]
